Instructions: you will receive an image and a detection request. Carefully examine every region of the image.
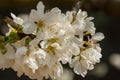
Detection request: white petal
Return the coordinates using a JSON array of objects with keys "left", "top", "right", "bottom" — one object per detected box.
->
[
  {"left": 23, "top": 22, "right": 37, "bottom": 34},
  {"left": 56, "top": 63, "right": 63, "bottom": 78},
  {"left": 37, "top": 1, "right": 45, "bottom": 14},
  {"left": 70, "top": 43, "right": 80, "bottom": 55},
  {"left": 92, "top": 32, "right": 105, "bottom": 41},
  {"left": 35, "top": 49, "right": 46, "bottom": 65},
  {"left": 16, "top": 46, "right": 27, "bottom": 56},
  {"left": 60, "top": 54, "right": 71, "bottom": 64},
  {"left": 11, "top": 13, "right": 16, "bottom": 19},
  {"left": 86, "top": 17, "right": 94, "bottom": 21},
  {"left": 29, "top": 9, "right": 42, "bottom": 22},
  {"left": 66, "top": 11, "right": 73, "bottom": 22},
  {"left": 24, "top": 57, "right": 38, "bottom": 73},
  {"left": 85, "top": 22, "right": 95, "bottom": 34},
  {"left": 36, "top": 49, "right": 46, "bottom": 59},
  {"left": 73, "top": 61, "right": 87, "bottom": 77},
  {"left": 81, "top": 48, "right": 102, "bottom": 63},
  {"left": 95, "top": 45, "right": 102, "bottom": 53},
  {"left": 11, "top": 13, "right": 24, "bottom": 25},
  {"left": 50, "top": 7, "right": 61, "bottom": 14},
  {"left": 69, "top": 57, "right": 79, "bottom": 68},
  {"left": 51, "top": 43, "right": 61, "bottom": 50},
  {"left": 50, "top": 63, "right": 63, "bottom": 79}
]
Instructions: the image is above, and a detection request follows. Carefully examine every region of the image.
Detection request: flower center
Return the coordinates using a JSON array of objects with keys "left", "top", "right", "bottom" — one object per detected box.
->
[{"left": 37, "top": 20, "right": 45, "bottom": 28}]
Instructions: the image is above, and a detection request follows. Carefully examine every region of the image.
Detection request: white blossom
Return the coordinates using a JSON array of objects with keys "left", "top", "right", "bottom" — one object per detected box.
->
[{"left": 0, "top": 1, "right": 104, "bottom": 80}]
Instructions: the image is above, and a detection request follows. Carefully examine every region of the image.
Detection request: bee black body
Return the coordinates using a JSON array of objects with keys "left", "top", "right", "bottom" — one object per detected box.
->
[{"left": 83, "top": 31, "right": 92, "bottom": 47}]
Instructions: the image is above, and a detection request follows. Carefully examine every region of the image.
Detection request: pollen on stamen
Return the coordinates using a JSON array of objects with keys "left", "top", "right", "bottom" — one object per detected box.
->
[{"left": 37, "top": 21, "right": 45, "bottom": 28}]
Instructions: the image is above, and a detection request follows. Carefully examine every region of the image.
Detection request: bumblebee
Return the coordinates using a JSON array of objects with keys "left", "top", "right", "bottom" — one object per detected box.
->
[{"left": 83, "top": 31, "right": 92, "bottom": 47}]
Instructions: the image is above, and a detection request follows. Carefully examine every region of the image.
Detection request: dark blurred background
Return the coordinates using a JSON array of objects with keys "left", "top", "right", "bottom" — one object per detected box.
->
[{"left": 0, "top": 0, "right": 120, "bottom": 80}]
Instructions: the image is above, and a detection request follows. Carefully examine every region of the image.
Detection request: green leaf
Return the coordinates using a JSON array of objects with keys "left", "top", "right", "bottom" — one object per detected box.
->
[{"left": 5, "top": 31, "right": 20, "bottom": 43}]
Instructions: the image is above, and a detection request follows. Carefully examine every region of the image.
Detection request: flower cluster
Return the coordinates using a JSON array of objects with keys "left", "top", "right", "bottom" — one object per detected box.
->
[{"left": 0, "top": 1, "right": 104, "bottom": 80}]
